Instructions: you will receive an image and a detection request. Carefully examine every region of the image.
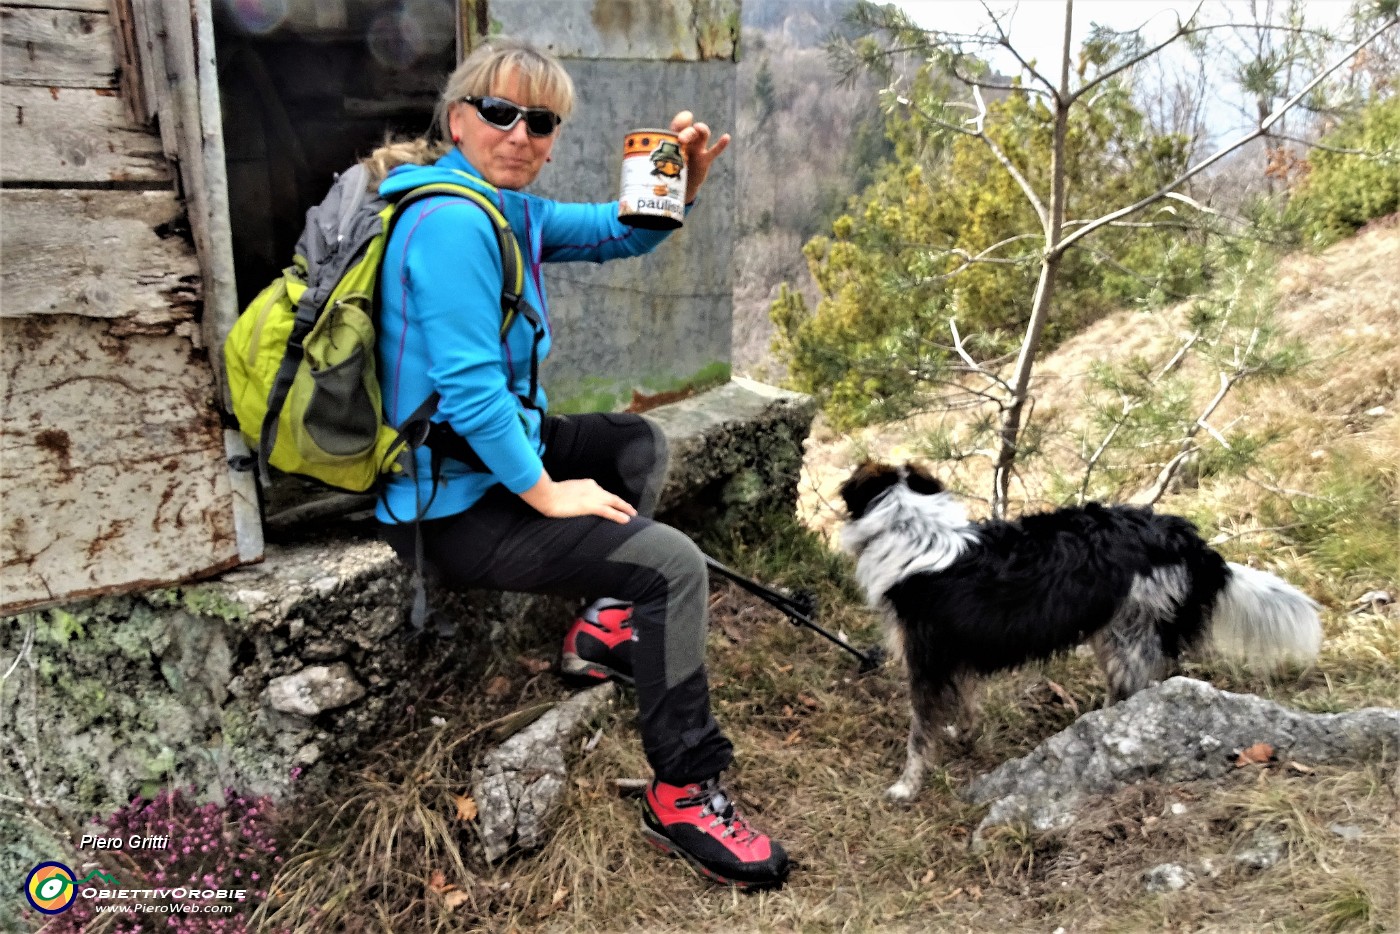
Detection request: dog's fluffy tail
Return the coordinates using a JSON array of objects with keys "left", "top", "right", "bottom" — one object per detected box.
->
[{"left": 1209, "top": 562, "right": 1323, "bottom": 665}]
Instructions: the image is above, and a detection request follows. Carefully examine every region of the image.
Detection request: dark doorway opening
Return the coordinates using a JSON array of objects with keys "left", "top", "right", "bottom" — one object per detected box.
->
[{"left": 213, "top": 1, "right": 458, "bottom": 308}]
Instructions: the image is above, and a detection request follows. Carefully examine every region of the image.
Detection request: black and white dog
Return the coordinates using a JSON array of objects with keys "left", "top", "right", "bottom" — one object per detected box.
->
[{"left": 838, "top": 461, "right": 1322, "bottom": 802}]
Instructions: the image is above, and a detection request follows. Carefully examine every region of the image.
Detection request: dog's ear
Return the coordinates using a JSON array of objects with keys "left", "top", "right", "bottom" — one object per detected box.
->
[
  {"left": 902, "top": 462, "right": 945, "bottom": 497},
  {"left": 839, "top": 461, "right": 903, "bottom": 519}
]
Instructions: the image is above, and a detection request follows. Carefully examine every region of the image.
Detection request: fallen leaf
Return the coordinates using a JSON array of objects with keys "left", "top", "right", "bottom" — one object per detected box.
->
[
  {"left": 783, "top": 729, "right": 803, "bottom": 746},
  {"left": 427, "top": 870, "right": 454, "bottom": 895},
  {"left": 968, "top": 884, "right": 983, "bottom": 901},
  {"left": 718, "top": 618, "right": 747, "bottom": 644},
  {"left": 443, "top": 890, "right": 469, "bottom": 910},
  {"left": 1287, "top": 760, "right": 1316, "bottom": 775},
  {"left": 1045, "top": 680, "right": 1079, "bottom": 716},
  {"left": 452, "top": 793, "right": 478, "bottom": 822},
  {"left": 534, "top": 885, "right": 572, "bottom": 920},
  {"left": 1235, "top": 742, "right": 1275, "bottom": 767},
  {"left": 517, "top": 654, "right": 552, "bottom": 675},
  {"left": 920, "top": 869, "right": 936, "bottom": 885},
  {"left": 484, "top": 675, "right": 512, "bottom": 699},
  {"left": 940, "top": 887, "right": 964, "bottom": 902},
  {"left": 782, "top": 705, "right": 795, "bottom": 718},
  {"left": 798, "top": 693, "right": 820, "bottom": 709},
  {"left": 775, "top": 663, "right": 794, "bottom": 674}
]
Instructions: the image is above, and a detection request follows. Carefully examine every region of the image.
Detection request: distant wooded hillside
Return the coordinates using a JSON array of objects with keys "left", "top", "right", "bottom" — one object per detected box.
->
[{"left": 732, "top": 0, "right": 889, "bottom": 378}]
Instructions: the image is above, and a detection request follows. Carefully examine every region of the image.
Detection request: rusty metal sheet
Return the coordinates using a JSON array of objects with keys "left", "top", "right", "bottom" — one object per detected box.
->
[
  {"left": 485, "top": 0, "right": 741, "bottom": 62},
  {"left": 0, "top": 314, "right": 240, "bottom": 614}
]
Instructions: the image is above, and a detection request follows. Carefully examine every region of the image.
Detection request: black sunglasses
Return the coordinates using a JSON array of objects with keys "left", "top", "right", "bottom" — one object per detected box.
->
[{"left": 463, "top": 95, "right": 561, "bottom": 137}]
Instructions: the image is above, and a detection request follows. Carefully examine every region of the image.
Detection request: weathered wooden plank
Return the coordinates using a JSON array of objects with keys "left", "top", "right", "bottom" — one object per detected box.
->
[
  {"left": 0, "top": 315, "right": 240, "bottom": 615},
  {"left": 0, "top": 189, "right": 199, "bottom": 329},
  {"left": 0, "top": 84, "right": 171, "bottom": 184},
  {"left": 109, "top": 0, "right": 152, "bottom": 124},
  {"left": 4, "top": 0, "right": 107, "bottom": 11},
  {"left": 1, "top": 5, "right": 116, "bottom": 88}
]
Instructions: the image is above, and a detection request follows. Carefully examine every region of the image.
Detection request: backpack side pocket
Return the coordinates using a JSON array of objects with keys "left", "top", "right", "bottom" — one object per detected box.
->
[{"left": 289, "top": 299, "right": 383, "bottom": 468}]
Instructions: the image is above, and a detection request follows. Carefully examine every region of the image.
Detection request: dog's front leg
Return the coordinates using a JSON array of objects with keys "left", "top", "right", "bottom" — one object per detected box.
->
[
  {"left": 885, "top": 676, "right": 953, "bottom": 804},
  {"left": 886, "top": 722, "right": 932, "bottom": 803}
]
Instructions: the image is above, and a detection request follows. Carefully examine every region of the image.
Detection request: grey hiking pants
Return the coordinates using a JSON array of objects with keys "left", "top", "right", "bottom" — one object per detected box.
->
[{"left": 380, "top": 412, "right": 734, "bottom": 785}]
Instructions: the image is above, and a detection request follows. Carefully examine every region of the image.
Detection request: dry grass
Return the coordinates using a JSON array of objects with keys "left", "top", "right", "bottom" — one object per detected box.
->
[
  {"left": 254, "top": 230, "right": 1399, "bottom": 932},
  {"left": 253, "top": 578, "right": 1398, "bottom": 933}
]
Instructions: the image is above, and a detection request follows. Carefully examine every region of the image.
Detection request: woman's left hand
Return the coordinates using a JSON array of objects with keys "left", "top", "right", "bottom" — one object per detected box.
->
[{"left": 671, "top": 111, "right": 730, "bottom": 205}]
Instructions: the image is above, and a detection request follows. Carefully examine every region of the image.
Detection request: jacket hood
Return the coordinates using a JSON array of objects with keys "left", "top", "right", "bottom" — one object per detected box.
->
[{"left": 379, "top": 148, "right": 507, "bottom": 203}]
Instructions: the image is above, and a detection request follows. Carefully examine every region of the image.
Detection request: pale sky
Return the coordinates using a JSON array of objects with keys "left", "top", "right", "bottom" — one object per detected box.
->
[
  {"left": 890, "top": 1, "right": 1361, "bottom": 137},
  {"left": 894, "top": 1, "right": 1356, "bottom": 66}
]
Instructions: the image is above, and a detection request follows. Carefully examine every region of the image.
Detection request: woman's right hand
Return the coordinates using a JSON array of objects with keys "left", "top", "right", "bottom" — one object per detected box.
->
[{"left": 520, "top": 473, "right": 636, "bottom": 524}]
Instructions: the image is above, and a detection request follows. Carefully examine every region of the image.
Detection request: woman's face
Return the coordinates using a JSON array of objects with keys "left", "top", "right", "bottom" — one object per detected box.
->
[{"left": 449, "top": 69, "right": 559, "bottom": 191}]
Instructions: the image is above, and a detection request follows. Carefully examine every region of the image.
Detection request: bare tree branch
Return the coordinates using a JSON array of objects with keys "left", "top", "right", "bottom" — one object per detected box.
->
[
  {"left": 1070, "top": 3, "right": 1205, "bottom": 103},
  {"left": 948, "top": 318, "right": 1013, "bottom": 395},
  {"left": 1161, "top": 190, "right": 1255, "bottom": 226},
  {"left": 894, "top": 88, "right": 1050, "bottom": 226},
  {"left": 1137, "top": 363, "right": 1251, "bottom": 506},
  {"left": 1265, "top": 132, "right": 1400, "bottom": 161},
  {"left": 909, "top": 233, "right": 1043, "bottom": 284},
  {"left": 1077, "top": 327, "right": 1199, "bottom": 501},
  {"left": 1056, "top": 14, "right": 1399, "bottom": 257},
  {"left": 981, "top": 0, "right": 1060, "bottom": 95},
  {"left": 1081, "top": 245, "right": 1194, "bottom": 300}
]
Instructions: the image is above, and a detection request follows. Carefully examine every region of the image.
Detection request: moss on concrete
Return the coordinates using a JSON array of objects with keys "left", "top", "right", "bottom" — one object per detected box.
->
[
  {"left": 551, "top": 361, "right": 732, "bottom": 415},
  {"left": 0, "top": 380, "right": 817, "bottom": 902}
]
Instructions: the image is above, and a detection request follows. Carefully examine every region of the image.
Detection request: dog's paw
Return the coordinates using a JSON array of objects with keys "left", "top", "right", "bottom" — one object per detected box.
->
[{"left": 884, "top": 781, "right": 919, "bottom": 805}]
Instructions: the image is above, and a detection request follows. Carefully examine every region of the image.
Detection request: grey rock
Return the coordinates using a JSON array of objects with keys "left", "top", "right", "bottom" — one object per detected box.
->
[
  {"left": 473, "top": 683, "right": 617, "bottom": 862},
  {"left": 1328, "top": 822, "right": 1364, "bottom": 841},
  {"left": 967, "top": 677, "right": 1400, "bottom": 838},
  {"left": 1143, "top": 863, "right": 1194, "bottom": 892},
  {"left": 265, "top": 663, "right": 366, "bottom": 716},
  {"left": 1234, "top": 830, "right": 1286, "bottom": 871}
]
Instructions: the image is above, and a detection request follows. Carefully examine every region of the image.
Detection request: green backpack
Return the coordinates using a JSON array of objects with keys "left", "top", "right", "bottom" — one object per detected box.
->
[{"left": 224, "top": 164, "right": 532, "bottom": 494}]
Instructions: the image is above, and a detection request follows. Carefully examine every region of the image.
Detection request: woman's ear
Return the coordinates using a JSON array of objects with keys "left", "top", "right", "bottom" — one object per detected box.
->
[{"left": 447, "top": 102, "right": 467, "bottom": 146}]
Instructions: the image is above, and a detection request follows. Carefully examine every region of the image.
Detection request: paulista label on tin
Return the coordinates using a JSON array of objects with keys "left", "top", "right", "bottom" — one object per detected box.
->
[{"left": 618, "top": 128, "right": 686, "bottom": 229}]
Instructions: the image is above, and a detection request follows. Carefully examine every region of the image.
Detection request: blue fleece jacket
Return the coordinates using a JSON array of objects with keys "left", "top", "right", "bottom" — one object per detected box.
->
[{"left": 375, "top": 148, "right": 675, "bottom": 523}]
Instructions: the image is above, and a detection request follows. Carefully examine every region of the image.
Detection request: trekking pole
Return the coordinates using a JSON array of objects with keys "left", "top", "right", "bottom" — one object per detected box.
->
[{"left": 703, "top": 555, "right": 884, "bottom": 672}]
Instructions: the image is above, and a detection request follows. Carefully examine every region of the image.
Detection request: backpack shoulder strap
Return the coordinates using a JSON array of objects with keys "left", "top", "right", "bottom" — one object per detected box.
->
[{"left": 384, "top": 182, "right": 525, "bottom": 337}]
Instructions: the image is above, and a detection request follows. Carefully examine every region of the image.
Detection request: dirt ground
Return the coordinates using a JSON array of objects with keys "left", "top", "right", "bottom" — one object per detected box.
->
[{"left": 242, "top": 228, "right": 1398, "bottom": 934}]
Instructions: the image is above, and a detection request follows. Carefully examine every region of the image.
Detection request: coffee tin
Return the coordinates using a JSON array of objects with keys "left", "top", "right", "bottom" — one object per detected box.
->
[{"left": 618, "top": 128, "right": 686, "bottom": 229}]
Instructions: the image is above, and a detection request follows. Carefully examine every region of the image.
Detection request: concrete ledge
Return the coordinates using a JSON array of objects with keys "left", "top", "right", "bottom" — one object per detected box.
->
[
  {"left": 649, "top": 376, "right": 817, "bottom": 539},
  {"left": 0, "top": 380, "right": 815, "bottom": 885}
]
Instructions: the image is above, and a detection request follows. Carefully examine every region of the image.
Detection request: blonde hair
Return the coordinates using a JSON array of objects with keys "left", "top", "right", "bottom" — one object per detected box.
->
[{"left": 362, "top": 38, "right": 574, "bottom": 186}]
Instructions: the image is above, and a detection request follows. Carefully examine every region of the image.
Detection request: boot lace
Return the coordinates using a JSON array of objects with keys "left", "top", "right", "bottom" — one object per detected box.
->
[{"left": 676, "top": 779, "right": 761, "bottom": 843}]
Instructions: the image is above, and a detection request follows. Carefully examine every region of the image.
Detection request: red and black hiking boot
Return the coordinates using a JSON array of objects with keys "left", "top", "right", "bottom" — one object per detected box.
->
[
  {"left": 560, "top": 598, "right": 635, "bottom": 685},
  {"left": 641, "top": 777, "right": 790, "bottom": 889}
]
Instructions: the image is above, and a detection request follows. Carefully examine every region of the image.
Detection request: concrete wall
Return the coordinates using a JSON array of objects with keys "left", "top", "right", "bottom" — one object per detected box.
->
[
  {"left": 532, "top": 58, "right": 738, "bottom": 412},
  {"left": 470, "top": 0, "right": 742, "bottom": 412}
]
